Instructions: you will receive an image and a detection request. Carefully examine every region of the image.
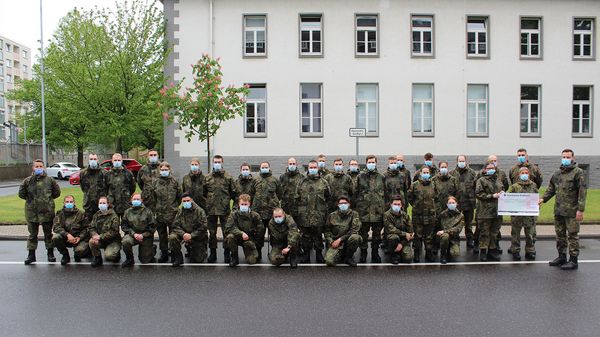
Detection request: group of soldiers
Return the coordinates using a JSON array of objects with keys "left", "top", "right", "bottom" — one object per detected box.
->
[{"left": 18, "top": 148, "right": 587, "bottom": 270}]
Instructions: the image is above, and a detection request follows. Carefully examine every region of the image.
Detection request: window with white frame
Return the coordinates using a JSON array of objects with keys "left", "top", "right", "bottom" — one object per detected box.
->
[
  {"left": 0, "top": 79, "right": 3, "bottom": 91},
  {"left": 356, "top": 15, "right": 378, "bottom": 56},
  {"left": 300, "top": 15, "right": 322, "bottom": 56},
  {"left": 573, "top": 86, "right": 593, "bottom": 136},
  {"left": 467, "top": 84, "right": 488, "bottom": 136},
  {"left": 0, "top": 96, "right": 4, "bottom": 107},
  {"left": 412, "top": 84, "right": 434, "bottom": 135},
  {"left": 300, "top": 83, "right": 322, "bottom": 136},
  {"left": 574, "top": 18, "right": 594, "bottom": 59},
  {"left": 467, "top": 17, "right": 488, "bottom": 57},
  {"left": 520, "top": 18, "right": 541, "bottom": 58},
  {"left": 356, "top": 84, "right": 378, "bottom": 136},
  {"left": 6, "top": 59, "right": 11, "bottom": 68},
  {"left": 6, "top": 74, "right": 12, "bottom": 83},
  {"left": 0, "top": 65, "right": 3, "bottom": 76},
  {"left": 520, "top": 85, "right": 541, "bottom": 136},
  {"left": 23, "top": 50, "right": 28, "bottom": 59},
  {"left": 411, "top": 15, "right": 433, "bottom": 57},
  {"left": 245, "top": 84, "right": 267, "bottom": 137},
  {"left": 244, "top": 15, "right": 266, "bottom": 56},
  {"left": 22, "top": 64, "right": 28, "bottom": 73},
  {"left": 5, "top": 43, "right": 11, "bottom": 52}
]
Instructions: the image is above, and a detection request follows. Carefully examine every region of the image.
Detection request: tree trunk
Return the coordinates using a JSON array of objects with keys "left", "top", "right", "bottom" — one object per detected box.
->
[
  {"left": 77, "top": 144, "right": 84, "bottom": 168},
  {"left": 206, "top": 112, "right": 210, "bottom": 173},
  {"left": 116, "top": 137, "right": 123, "bottom": 155}
]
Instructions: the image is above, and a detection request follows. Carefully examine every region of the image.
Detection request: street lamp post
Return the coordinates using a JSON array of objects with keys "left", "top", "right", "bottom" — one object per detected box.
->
[{"left": 39, "top": 0, "right": 48, "bottom": 165}]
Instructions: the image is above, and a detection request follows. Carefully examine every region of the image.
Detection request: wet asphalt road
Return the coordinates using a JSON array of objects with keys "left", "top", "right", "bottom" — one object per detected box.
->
[{"left": 1, "top": 239, "right": 600, "bottom": 337}]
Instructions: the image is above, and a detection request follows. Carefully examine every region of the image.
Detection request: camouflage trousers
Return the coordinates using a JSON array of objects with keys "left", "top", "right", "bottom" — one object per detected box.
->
[
  {"left": 207, "top": 215, "right": 228, "bottom": 250},
  {"left": 478, "top": 217, "right": 502, "bottom": 250},
  {"left": 89, "top": 239, "right": 122, "bottom": 262},
  {"left": 510, "top": 219, "right": 535, "bottom": 254},
  {"left": 169, "top": 233, "right": 208, "bottom": 263},
  {"left": 52, "top": 234, "right": 90, "bottom": 257},
  {"left": 387, "top": 234, "right": 414, "bottom": 263},
  {"left": 554, "top": 215, "right": 580, "bottom": 257},
  {"left": 437, "top": 233, "right": 460, "bottom": 257},
  {"left": 299, "top": 226, "right": 324, "bottom": 252},
  {"left": 325, "top": 234, "right": 361, "bottom": 266},
  {"left": 156, "top": 219, "right": 173, "bottom": 252},
  {"left": 257, "top": 219, "right": 269, "bottom": 249},
  {"left": 122, "top": 234, "right": 156, "bottom": 263},
  {"left": 269, "top": 242, "right": 296, "bottom": 266},
  {"left": 359, "top": 222, "right": 383, "bottom": 250},
  {"left": 412, "top": 215, "right": 436, "bottom": 254},
  {"left": 225, "top": 233, "right": 258, "bottom": 264},
  {"left": 461, "top": 209, "right": 475, "bottom": 240},
  {"left": 26, "top": 221, "right": 54, "bottom": 251}
]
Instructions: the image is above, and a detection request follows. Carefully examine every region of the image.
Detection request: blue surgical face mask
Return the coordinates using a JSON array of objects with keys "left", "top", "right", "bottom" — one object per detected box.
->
[
  {"left": 520, "top": 174, "right": 529, "bottom": 181},
  {"left": 518, "top": 156, "right": 526, "bottom": 164},
  {"left": 396, "top": 161, "right": 404, "bottom": 169},
  {"left": 131, "top": 200, "right": 142, "bottom": 207},
  {"left": 366, "top": 163, "right": 376, "bottom": 171},
  {"left": 391, "top": 205, "right": 402, "bottom": 213},
  {"left": 486, "top": 169, "right": 496, "bottom": 176},
  {"left": 274, "top": 216, "right": 284, "bottom": 224},
  {"left": 89, "top": 160, "right": 98, "bottom": 168},
  {"left": 98, "top": 204, "right": 108, "bottom": 212},
  {"left": 213, "top": 163, "right": 222, "bottom": 171},
  {"left": 182, "top": 201, "right": 192, "bottom": 209},
  {"left": 260, "top": 168, "right": 269, "bottom": 174},
  {"left": 440, "top": 168, "right": 449, "bottom": 175},
  {"left": 241, "top": 170, "right": 250, "bottom": 177},
  {"left": 160, "top": 170, "right": 170, "bottom": 177},
  {"left": 561, "top": 158, "right": 571, "bottom": 166},
  {"left": 421, "top": 173, "right": 431, "bottom": 181},
  {"left": 190, "top": 165, "right": 199, "bottom": 172},
  {"left": 308, "top": 168, "right": 318, "bottom": 176},
  {"left": 457, "top": 162, "right": 466, "bottom": 169},
  {"left": 288, "top": 164, "right": 297, "bottom": 172},
  {"left": 338, "top": 203, "right": 349, "bottom": 212},
  {"left": 349, "top": 165, "right": 359, "bottom": 173},
  {"left": 239, "top": 205, "right": 250, "bottom": 213},
  {"left": 113, "top": 161, "right": 122, "bottom": 168},
  {"left": 149, "top": 156, "right": 159, "bottom": 164},
  {"left": 388, "top": 163, "right": 397, "bottom": 171},
  {"left": 64, "top": 202, "right": 74, "bottom": 209},
  {"left": 34, "top": 168, "right": 44, "bottom": 176},
  {"left": 334, "top": 165, "right": 343, "bottom": 173},
  {"left": 447, "top": 203, "right": 457, "bottom": 211},
  {"left": 424, "top": 160, "right": 432, "bottom": 167},
  {"left": 318, "top": 161, "right": 326, "bottom": 168}
]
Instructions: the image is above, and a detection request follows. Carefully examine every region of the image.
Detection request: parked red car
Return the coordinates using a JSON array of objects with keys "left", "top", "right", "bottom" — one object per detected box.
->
[{"left": 69, "top": 159, "right": 143, "bottom": 185}]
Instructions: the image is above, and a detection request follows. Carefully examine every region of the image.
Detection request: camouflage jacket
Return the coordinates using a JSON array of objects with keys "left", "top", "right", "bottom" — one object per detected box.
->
[
  {"left": 182, "top": 171, "right": 207, "bottom": 210},
  {"left": 279, "top": 169, "right": 303, "bottom": 217},
  {"left": 509, "top": 161, "right": 543, "bottom": 188},
  {"left": 79, "top": 167, "right": 106, "bottom": 214},
  {"left": 408, "top": 178, "right": 437, "bottom": 216},
  {"left": 433, "top": 174, "right": 458, "bottom": 214},
  {"left": 475, "top": 173, "right": 504, "bottom": 219},
  {"left": 413, "top": 165, "right": 438, "bottom": 182},
  {"left": 121, "top": 205, "right": 156, "bottom": 237},
  {"left": 204, "top": 170, "right": 239, "bottom": 216},
  {"left": 355, "top": 170, "right": 386, "bottom": 223},
  {"left": 52, "top": 207, "right": 90, "bottom": 240},
  {"left": 398, "top": 167, "right": 412, "bottom": 189},
  {"left": 294, "top": 174, "right": 331, "bottom": 227},
  {"left": 383, "top": 168, "right": 408, "bottom": 207},
  {"left": 104, "top": 167, "right": 136, "bottom": 215},
  {"left": 252, "top": 172, "right": 282, "bottom": 220},
  {"left": 89, "top": 208, "right": 121, "bottom": 242},
  {"left": 477, "top": 168, "right": 509, "bottom": 191},
  {"left": 268, "top": 214, "right": 300, "bottom": 247},
  {"left": 224, "top": 210, "right": 264, "bottom": 239},
  {"left": 384, "top": 208, "right": 412, "bottom": 238},
  {"left": 543, "top": 163, "right": 587, "bottom": 218},
  {"left": 18, "top": 173, "right": 61, "bottom": 223},
  {"left": 508, "top": 179, "right": 539, "bottom": 226},
  {"left": 142, "top": 175, "right": 182, "bottom": 223},
  {"left": 438, "top": 209, "right": 464, "bottom": 236},
  {"left": 324, "top": 209, "right": 361, "bottom": 245},
  {"left": 450, "top": 166, "right": 477, "bottom": 211},
  {"left": 236, "top": 175, "right": 256, "bottom": 197},
  {"left": 137, "top": 162, "right": 160, "bottom": 191},
  {"left": 318, "top": 167, "right": 331, "bottom": 178},
  {"left": 325, "top": 172, "right": 354, "bottom": 212},
  {"left": 172, "top": 202, "right": 208, "bottom": 239}
]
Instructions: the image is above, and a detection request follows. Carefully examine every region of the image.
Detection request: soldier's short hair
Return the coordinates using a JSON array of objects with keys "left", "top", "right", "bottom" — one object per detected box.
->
[
  {"left": 308, "top": 160, "right": 318, "bottom": 166},
  {"left": 456, "top": 154, "right": 467, "bottom": 161},
  {"left": 424, "top": 152, "right": 434, "bottom": 160},
  {"left": 239, "top": 194, "right": 252, "bottom": 203},
  {"left": 260, "top": 161, "right": 270, "bottom": 167},
  {"left": 519, "top": 167, "right": 530, "bottom": 173},
  {"left": 273, "top": 207, "right": 284, "bottom": 215},
  {"left": 366, "top": 154, "right": 377, "bottom": 163},
  {"left": 349, "top": 159, "right": 358, "bottom": 164},
  {"left": 131, "top": 192, "right": 142, "bottom": 200},
  {"left": 447, "top": 196, "right": 458, "bottom": 203},
  {"left": 33, "top": 159, "right": 43, "bottom": 164},
  {"left": 333, "top": 158, "right": 343, "bottom": 164},
  {"left": 517, "top": 148, "right": 527, "bottom": 153},
  {"left": 112, "top": 153, "right": 122, "bottom": 159},
  {"left": 562, "top": 148, "right": 574, "bottom": 156},
  {"left": 213, "top": 155, "right": 224, "bottom": 162},
  {"left": 388, "top": 156, "right": 396, "bottom": 161},
  {"left": 337, "top": 195, "right": 350, "bottom": 204},
  {"left": 190, "top": 158, "right": 200, "bottom": 165},
  {"left": 317, "top": 154, "right": 326, "bottom": 160},
  {"left": 181, "top": 192, "right": 191, "bottom": 199},
  {"left": 148, "top": 149, "right": 158, "bottom": 154},
  {"left": 391, "top": 195, "right": 403, "bottom": 203},
  {"left": 240, "top": 162, "right": 250, "bottom": 169},
  {"left": 98, "top": 196, "right": 108, "bottom": 203},
  {"left": 63, "top": 195, "right": 75, "bottom": 202},
  {"left": 159, "top": 161, "right": 171, "bottom": 169},
  {"left": 439, "top": 161, "right": 449, "bottom": 167}
]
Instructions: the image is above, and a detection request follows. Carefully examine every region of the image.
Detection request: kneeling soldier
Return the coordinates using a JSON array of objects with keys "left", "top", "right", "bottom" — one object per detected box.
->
[
  {"left": 268, "top": 208, "right": 300, "bottom": 268},
  {"left": 385, "top": 196, "right": 414, "bottom": 264},
  {"left": 89, "top": 196, "right": 122, "bottom": 267},
  {"left": 225, "top": 194, "right": 264, "bottom": 267},
  {"left": 169, "top": 193, "right": 208, "bottom": 266},
  {"left": 121, "top": 193, "right": 157, "bottom": 267},
  {"left": 324, "top": 196, "right": 362, "bottom": 267},
  {"left": 435, "top": 196, "right": 464, "bottom": 264},
  {"left": 52, "top": 195, "right": 90, "bottom": 265}
]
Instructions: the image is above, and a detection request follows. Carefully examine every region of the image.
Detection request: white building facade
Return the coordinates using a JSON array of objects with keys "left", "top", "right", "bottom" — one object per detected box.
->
[
  {"left": 0, "top": 35, "right": 31, "bottom": 141},
  {"left": 163, "top": 0, "right": 600, "bottom": 187}
]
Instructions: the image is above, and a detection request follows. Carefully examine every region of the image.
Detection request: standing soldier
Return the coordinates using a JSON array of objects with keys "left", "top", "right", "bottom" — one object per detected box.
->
[
  {"left": 413, "top": 152, "right": 438, "bottom": 181},
  {"left": 540, "top": 149, "right": 587, "bottom": 270},
  {"left": 169, "top": 193, "right": 208, "bottom": 266},
  {"left": 104, "top": 153, "right": 136, "bottom": 218},
  {"left": 137, "top": 149, "right": 160, "bottom": 191},
  {"left": 324, "top": 196, "right": 362, "bottom": 267},
  {"left": 509, "top": 148, "right": 543, "bottom": 188},
  {"left": 475, "top": 161, "right": 504, "bottom": 262},
  {"left": 51, "top": 195, "right": 90, "bottom": 265},
  {"left": 236, "top": 162, "right": 256, "bottom": 196},
  {"left": 435, "top": 196, "right": 464, "bottom": 264},
  {"left": 268, "top": 208, "right": 300, "bottom": 268},
  {"left": 142, "top": 162, "right": 182, "bottom": 263},
  {"left": 204, "top": 155, "right": 239, "bottom": 263},
  {"left": 408, "top": 166, "right": 437, "bottom": 262},
  {"left": 356, "top": 155, "right": 385, "bottom": 263},
  {"left": 279, "top": 157, "right": 303, "bottom": 218},
  {"left": 385, "top": 196, "right": 414, "bottom": 264},
  {"left": 325, "top": 158, "right": 354, "bottom": 214},
  {"left": 19, "top": 159, "right": 61, "bottom": 265},
  {"left": 347, "top": 159, "right": 361, "bottom": 185},
  {"left": 395, "top": 154, "right": 412, "bottom": 194},
  {"left": 433, "top": 161, "right": 458, "bottom": 255},
  {"left": 182, "top": 158, "right": 207, "bottom": 211},
  {"left": 508, "top": 167, "right": 538, "bottom": 261},
  {"left": 79, "top": 153, "right": 106, "bottom": 221},
  {"left": 450, "top": 155, "right": 478, "bottom": 249},
  {"left": 88, "top": 196, "right": 122, "bottom": 267},
  {"left": 252, "top": 161, "right": 282, "bottom": 260},
  {"left": 224, "top": 194, "right": 264, "bottom": 267},
  {"left": 121, "top": 193, "right": 156, "bottom": 267},
  {"left": 384, "top": 156, "right": 408, "bottom": 207},
  {"left": 317, "top": 154, "right": 331, "bottom": 177},
  {"left": 295, "top": 160, "right": 331, "bottom": 263}
]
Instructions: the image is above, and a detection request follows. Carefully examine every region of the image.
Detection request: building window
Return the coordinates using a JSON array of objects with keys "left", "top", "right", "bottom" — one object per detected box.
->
[
  {"left": 0, "top": 80, "right": 3, "bottom": 91},
  {"left": 6, "top": 75, "right": 12, "bottom": 83},
  {"left": 467, "top": 17, "right": 489, "bottom": 58},
  {"left": 23, "top": 50, "right": 28, "bottom": 59},
  {"left": 300, "top": 83, "right": 323, "bottom": 136},
  {"left": 0, "top": 96, "right": 5, "bottom": 107},
  {"left": 5, "top": 43, "right": 11, "bottom": 53},
  {"left": 520, "top": 17, "right": 541, "bottom": 58},
  {"left": 411, "top": 15, "right": 433, "bottom": 57},
  {"left": 0, "top": 66, "right": 3, "bottom": 76},
  {"left": 573, "top": 86, "right": 593, "bottom": 136},
  {"left": 520, "top": 85, "right": 541, "bottom": 137},
  {"left": 356, "top": 84, "right": 378, "bottom": 136},
  {"left": 22, "top": 64, "right": 27, "bottom": 73},
  {"left": 355, "top": 14, "right": 378, "bottom": 56},
  {"left": 300, "top": 15, "right": 322, "bottom": 56},
  {"left": 467, "top": 84, "right": 488, "bottom": 136},
  {"left": 412, "top": 84, "right": 434, "bottom": 136},
  {"left": 574, "top": 18, "right": 594, "bottom": 59},
  {"left": 243, "top": 15, "right": 267, "bottom": 57},
  {"left": 6, "top": 59, "right": 11, "bottom": 68},
  {"left": 244, "top": 84, "right": 267, "bottom": 137}
]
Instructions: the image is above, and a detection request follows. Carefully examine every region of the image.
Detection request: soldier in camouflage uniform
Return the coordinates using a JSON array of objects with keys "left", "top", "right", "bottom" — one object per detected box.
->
[
  {"left": 317, "top": 154, "right": 331, "bottom": 177},
  {"left": 395, "top": 154, "right": 412, "bottom": 195},
  {"left": 79, "top": 153, "right": 106, "bottom": 221},
  {"left": 413, "top": 152, "right": 438, "bottom": 182},
  {"left": 88, "top": 196, "right": 122, "bottom": 267},
  {"left": 507, "top": 167, "right": 538, "bottom": 261},
  {"left": 137, "top": 149, "right": 160, "bottom": 192},
  {"left": 236, "top": 162, "right": 256, "bottom": 197},
  {"left": 204, "top": 155, "right": 239, "bottom": 263},
  {"left": 104, "top": 153, "right": 136, "bottom": 218},
  {"left": 294, "top": 160, "right": 331, "bottom": 263},
  {"left": 432, "top": 161, "right": 458, "bottom": 255},
  {"left": 121, "top": 193, "right": 157, "bottom": 267},
  {"left": 280, "top": 157, "right": 303, "bottom": 218},
  {"left": 19, "top": 159, "right": 61, "bottom": 264},
  {"left": 384, "top": 196, "right": 414, "bottom": 264},
  {"left": 324, "top": 196, "right": 362, "bottom": 267},
  {"left": 408, "top": 166, "right": 437, "bottom": 262},
  {"left": 142, "top": 161, "right": 182, "bottom": 263},
  {"left": 325, "top": 159, "right": 354, "bottom": 214},
  {"left": 182, "top": 158, "right": 207, "bottom": 211},
  {"left": 252, "top": 161, "right": 282, "bottom": 260},
  {"left": 541, "top": 149, "right": 587, "bottom": 270},
  {"left": 268, "top": 208, "right": 300, "bottom": 268},
  {"left": 169, "top": 193, "right": 208, "bottom": 266},
  {"left": 224, "top": 194, "right": 264, "bottom": 267},
  {"left": 347, "top": 159, "right": 361, "bottom": 205},
  {"left": 475, "top": 161, "right": 504, "bottom": 262},
  {"left": 509, "top": 148, "right": 543, "bottom": 188},
  {"left": 476, "top": 155, "right": 509, "bottom": 253},
  {"left": 52, "top": 195, "right": 90, "bottom": 265},
  {"left": 435, "top": 196, "right": 464, "bottom": 264},
  {"left": 384, "top": 156, "right": 408, "bottom": 208},
  {"left": 356, "top": 155, "right": 385, "bottom": 263},
  {"left": 450, "top": 155, "right": 477, "bottom": 249}
]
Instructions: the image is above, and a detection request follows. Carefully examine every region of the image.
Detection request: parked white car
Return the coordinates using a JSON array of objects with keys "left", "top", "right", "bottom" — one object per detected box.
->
[{"left": 46, "top": 162, "right": 81, "bottom": 180}]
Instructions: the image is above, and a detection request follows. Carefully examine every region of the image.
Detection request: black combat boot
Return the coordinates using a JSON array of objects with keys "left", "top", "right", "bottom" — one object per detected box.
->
[
  {"left": 359, "top": 249, "right": 368, "bottom": 263},
  {"left": 289, "top": 251, "right": 298, "bottom": 269},
  {"left": 315, "top": 249, "right": 325, "bottom": 264},
  {"left": 91, "top": 255, "right": 103, "bottom": 268},
  {"left": 479, "top": 249, "right": 488, "bottom": 262},
  {"left": 24, "top": 250, "right": 36, "bottom": 265},
  {"left": 345, "top": 253, "right": 357, "bottom": 267},
  {"left": 257, "top": 247, "right": 263, "bottom": 262},
  {"left": 60, "top": 251, "right": 71, "bottom": 265},
  {"left": 413, "top": 248, "right": 421, "bottom": 263},
  {"left": 207, "top": 248, "right": 217, "bottom": 263},
  {"left": 512, "top": 252, "right": 521, "bottom": 261},
  {"left": 74, "top": 253, "right": 82, "bottom": 262},
  {"left": 47, "top": 249, "right": 56, "bottom": 262},
  {"left": 391, "top": 253, "right": 400, "bottom": 265},
  {"left": 488, "top": 249, "right": 501, "bottom": 261},
  {"left": 121, "top": 253, "right": 134, "bottom": 267},
  {"left": 561, "top": 255, "right": 578, "bottom": 270},
  {"left": 172, "top": 251, "right": 184, "bottom": 267},
  {"left": 525, "top": 252, "right": 536, "bottom": 260},
  {"left": 158, "top": 250, "right": 170, "bottom": 263},
  {"left": 185, "top": 243, "right": 191, "bottom": 258},
  {"left": 224, "top": 248, "right": 231, "bottom": 264},
  {"left": 549, "top": 253, "right": 567, "bottom": 267},
  {"left": 440, "top": 251, "right": 448, "bottom": 265},
  {"left": 229, "top": 251, "right": 239, "bottom": 267},
  {"left": 371, "top": 246, "right": 381, "bottom": 263}
]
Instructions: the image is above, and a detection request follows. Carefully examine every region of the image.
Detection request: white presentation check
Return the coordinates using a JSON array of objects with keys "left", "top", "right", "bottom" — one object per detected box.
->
[{"left": 498, "top": 193, "right": 540, "bottom": 216}]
